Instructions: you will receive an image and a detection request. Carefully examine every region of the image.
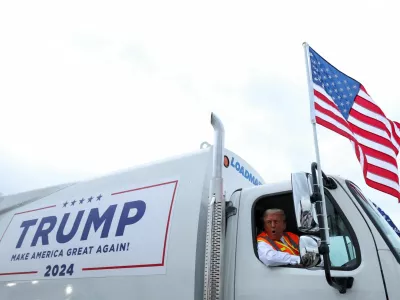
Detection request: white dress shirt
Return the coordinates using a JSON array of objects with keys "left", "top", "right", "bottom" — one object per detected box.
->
[{"left": 257, "top": 236, "right": 301, "bottom": 267}]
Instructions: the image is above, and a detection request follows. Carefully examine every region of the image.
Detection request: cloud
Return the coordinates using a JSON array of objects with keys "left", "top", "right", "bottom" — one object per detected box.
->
[{"left": 1, "top": 0, "right": 400, "bottom": 232}]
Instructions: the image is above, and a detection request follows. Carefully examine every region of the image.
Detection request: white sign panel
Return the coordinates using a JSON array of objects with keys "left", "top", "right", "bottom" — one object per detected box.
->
[{"left": 0, "top": 180, "right": 178, "bottom": 281}]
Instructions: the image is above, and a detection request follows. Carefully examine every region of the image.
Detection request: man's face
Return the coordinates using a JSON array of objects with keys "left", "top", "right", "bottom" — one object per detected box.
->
[{"left": 264, "top": 213, "right": 286, "bottom": 240}]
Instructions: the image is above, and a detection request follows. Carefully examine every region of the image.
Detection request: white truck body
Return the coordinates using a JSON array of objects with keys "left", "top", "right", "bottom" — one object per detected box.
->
[
  {"left": 1, "top": 113, "right": 399, "bottom": 300},
  {"left": 0, "top": 145, "right": 263, "bottom": 299}
]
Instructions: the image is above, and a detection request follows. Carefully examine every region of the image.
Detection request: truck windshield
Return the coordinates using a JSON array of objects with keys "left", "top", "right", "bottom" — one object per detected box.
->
[{"left": 346, "top": 180, "right": 400, "bottom": 263}]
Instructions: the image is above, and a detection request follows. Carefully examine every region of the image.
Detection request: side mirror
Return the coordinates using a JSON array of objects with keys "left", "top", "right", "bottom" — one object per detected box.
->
[
  {"left": 299, "top": 235, "right": 321, "bottom": 269},
  {"left": 291, "top": 172, "right": 319, "bottom": 233}
]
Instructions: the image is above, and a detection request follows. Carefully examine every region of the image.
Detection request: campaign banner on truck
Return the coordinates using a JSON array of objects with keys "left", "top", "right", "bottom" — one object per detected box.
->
[{"left": 0, "top": 180, "right": 178, "bottom": 281}]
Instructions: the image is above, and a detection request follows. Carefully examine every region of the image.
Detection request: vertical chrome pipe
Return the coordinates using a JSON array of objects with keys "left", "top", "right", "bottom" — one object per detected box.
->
[{"left": 203, "top": 112, "right": 226, "bottom": 300}]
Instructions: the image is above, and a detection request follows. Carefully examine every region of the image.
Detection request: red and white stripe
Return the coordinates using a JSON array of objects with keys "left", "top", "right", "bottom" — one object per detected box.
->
[{"left": 313, "top": 83, "right": 400, "bottom": 200}]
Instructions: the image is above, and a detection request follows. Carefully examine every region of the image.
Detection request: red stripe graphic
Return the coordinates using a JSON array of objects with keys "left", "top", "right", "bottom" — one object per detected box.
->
[{"left": 0, "top": 271, "right": 38, "bottom": 276}]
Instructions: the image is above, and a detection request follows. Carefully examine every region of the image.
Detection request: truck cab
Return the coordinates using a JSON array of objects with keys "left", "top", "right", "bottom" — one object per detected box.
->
[{"left": 223, "top": 169, "right": 400, "bottom": 299}]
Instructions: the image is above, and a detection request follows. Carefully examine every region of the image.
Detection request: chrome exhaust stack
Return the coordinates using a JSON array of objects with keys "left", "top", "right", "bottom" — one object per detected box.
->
[{"left": 203, "top": 112, "right": 226, "bottom": 300}]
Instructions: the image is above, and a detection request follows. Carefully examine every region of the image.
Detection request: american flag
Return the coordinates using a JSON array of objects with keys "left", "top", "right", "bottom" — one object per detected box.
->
[{"left": 307, "top": 46, "right": 400, "bottom": 200}]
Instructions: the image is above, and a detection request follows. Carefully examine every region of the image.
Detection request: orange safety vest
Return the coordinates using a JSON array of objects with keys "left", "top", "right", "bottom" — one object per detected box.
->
[{"left": 257, "top": 231, "right": 300, "bottom": 256}]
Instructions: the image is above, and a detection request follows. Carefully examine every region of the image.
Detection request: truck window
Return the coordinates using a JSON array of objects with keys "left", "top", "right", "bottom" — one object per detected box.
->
[
  {"left": 252, "top": 190, "right": 360, "bottom": 270},
  {"left": 346, "top": 180, "right": 400, "bottom": 264},
  {"left": 325, "top": 193, "right": 359, "bottom": 269}
]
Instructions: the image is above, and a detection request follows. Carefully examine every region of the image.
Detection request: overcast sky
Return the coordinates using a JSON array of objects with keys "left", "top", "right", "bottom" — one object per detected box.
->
[{"left": 1, "top": 0, "right": 400, "bottom": 226}]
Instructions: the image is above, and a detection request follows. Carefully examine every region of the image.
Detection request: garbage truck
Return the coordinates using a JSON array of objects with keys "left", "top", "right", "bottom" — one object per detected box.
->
[{"left": 0, "top": 113, "right": 399, "bottom": 300}]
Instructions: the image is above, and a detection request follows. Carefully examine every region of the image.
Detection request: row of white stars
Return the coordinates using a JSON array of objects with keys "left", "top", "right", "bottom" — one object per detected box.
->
[{"left": 310, "top": 52, "right": 354, "bottom": 115}]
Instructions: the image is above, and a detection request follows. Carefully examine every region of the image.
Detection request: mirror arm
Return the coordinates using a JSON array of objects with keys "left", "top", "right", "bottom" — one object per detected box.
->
[
  {"left": 322, "top": 174, "right": 337, "bottom": 190},
  {"left": 311, "top": 162, "right": 337, "bottom": 190},
  {"left": 311, "top": 163, "right": 351, "bottom": 294},
  {"left": 320, "top": 251, "right": 353, "bottom": 294}
]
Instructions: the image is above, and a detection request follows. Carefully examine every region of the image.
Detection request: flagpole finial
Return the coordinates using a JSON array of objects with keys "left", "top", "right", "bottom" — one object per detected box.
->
[{"left": 302, "top": 42, "right": 308, "bottom": 47}]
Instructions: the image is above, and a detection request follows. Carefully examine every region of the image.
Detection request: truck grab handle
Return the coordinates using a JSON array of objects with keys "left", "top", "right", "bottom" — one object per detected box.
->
[{"left": 310, "top": 163, "right": 354, "bottom": 294}]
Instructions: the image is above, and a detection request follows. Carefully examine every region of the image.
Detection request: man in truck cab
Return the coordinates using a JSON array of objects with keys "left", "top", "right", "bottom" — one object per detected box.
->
[{"left": 257, "top": 208, "right": 316, "bottom": 267}]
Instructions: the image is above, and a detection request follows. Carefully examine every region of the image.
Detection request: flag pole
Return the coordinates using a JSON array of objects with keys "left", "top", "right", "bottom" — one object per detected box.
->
[{"left": 302, "top": 42, "right": 330, "bottom": 245}]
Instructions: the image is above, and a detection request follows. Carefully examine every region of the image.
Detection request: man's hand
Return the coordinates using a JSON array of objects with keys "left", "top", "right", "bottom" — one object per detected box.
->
[{"left": 301, "top": 252, "right": 320, "bottom": 268}]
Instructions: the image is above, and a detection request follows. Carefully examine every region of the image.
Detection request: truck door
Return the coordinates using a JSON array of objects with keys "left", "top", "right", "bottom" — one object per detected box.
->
[{"left": 233, "top": 179, "right": 387, "bottom": 299}]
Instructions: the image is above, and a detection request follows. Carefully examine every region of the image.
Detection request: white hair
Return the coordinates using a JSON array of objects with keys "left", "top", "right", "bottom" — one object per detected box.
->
[{"left": 263, "top": 208, "right": 286, "bottom": 220}]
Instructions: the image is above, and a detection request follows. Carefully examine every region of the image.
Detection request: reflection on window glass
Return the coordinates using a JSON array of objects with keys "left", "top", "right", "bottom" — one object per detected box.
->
[
  {"left": 346, "top": 181, "right": 400, "bottom": 263},
  {"left": 325, "top": 195, "right": 357, "bottom": 268}
]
